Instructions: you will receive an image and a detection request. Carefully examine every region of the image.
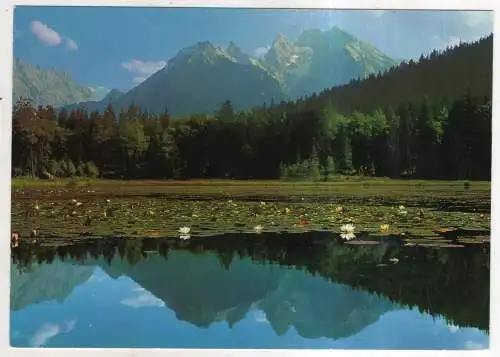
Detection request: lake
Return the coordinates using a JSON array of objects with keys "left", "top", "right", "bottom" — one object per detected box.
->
[{"left": 10, "top": 232, "right": 490, "bottom": 349}]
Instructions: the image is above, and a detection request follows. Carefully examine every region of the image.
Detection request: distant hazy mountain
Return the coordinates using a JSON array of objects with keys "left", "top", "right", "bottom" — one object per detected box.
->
[
  {"left": 61, "top": 88, "right": 125, "bottom": 113},
  {"left": 87, "top": 86, "right": 111, "bottom": 101},
  {"left": 13, "top": 58, "right": 94, "bottom": 107},
  {"left": 12, "top": 58, "right": 110, "bottom": 108}
]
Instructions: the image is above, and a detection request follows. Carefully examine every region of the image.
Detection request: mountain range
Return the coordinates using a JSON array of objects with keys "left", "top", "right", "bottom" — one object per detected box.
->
[
  {"left": 13, "top": 26, "right": 397, "bottom": 116},
  {"left": 13, "top": 58, "right": 110, "bottom": 107}
]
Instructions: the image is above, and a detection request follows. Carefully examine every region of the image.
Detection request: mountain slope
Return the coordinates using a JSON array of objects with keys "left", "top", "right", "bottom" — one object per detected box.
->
[
  {"left": 13, "top": 58, "right": 96, "bottom": 107},
  {"left": 109, "top": 41, "right": 285, "bottom": 116},
  {"left": 282, "top": 26, "right": 396, "bottom": 97}
]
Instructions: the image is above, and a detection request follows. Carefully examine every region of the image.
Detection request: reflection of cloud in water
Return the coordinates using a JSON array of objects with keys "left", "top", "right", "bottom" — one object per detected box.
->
[
  {"left": 121, "top": 291, "right": 165, "bottom": 308},
  {"left": 253, "top": 310, "right": 269, "bottom": 324},
  {"left": 30, "top": 320, "right": 76, "bottom": 347},
  {"left": 447, "top": 324, "right": 459, "bottom": 333},
  {"left": 464, "top": 340, "right": 486, "bottom": 349}
]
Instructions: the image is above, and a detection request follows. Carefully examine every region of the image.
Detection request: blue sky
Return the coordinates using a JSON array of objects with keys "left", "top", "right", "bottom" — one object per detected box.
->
[{"left": 13, "top": 7, "right": 493, "bottom": 91}]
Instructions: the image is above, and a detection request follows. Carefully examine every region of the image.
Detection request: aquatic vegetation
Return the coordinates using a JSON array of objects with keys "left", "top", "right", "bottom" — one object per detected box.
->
[{"left": 10, "top": 180, "right": 490, "bottom": 247}]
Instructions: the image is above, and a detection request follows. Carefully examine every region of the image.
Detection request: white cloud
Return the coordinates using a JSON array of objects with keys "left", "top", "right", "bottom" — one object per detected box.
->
[
  {"left": 65, "top": 37, "right": 78, "bottom": 51},
  {"left": 133, "top": 76, "right": 147, "bottom": 84},
  {"left": 447, "top": 324, "right": 459, "bottom": 333},
  {"left": 29, "top": 20, "right": 62, "bottom": 46},
  {"left": 253, "top": 46, "right": 270, "bottom": 58},
  {"left": 253, "top": 310, "right": 269, "bottom": 324},
  {"left": 121, "top": 59, "right": 166, "bottom": 76},
  {"left": 29, "top": 320, "right": 76, "bottom": 347},
  {"left": 30, "top": 324, "right": 60, "bottom": 347},
  {"left": 121, "top": 292, "right": 165, "bottom": 308}
]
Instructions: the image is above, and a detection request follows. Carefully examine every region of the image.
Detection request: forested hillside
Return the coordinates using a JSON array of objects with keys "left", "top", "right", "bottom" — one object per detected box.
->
[
  {"left": 302, "top": 34, "right": 492, "bottom": 114},
  {"left": 11, "top": 35, "right": 492, "bottom": 181}
]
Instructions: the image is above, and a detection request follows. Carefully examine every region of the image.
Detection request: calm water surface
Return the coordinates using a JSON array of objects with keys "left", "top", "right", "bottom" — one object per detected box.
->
[{"left": 10, "top": 232, "right": 490, "bottom": 349}]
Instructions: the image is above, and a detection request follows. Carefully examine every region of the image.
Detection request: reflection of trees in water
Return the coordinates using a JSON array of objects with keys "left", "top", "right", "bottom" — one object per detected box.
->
[{"left": 11, "top": 231, "right": 489, "bottom": 333}]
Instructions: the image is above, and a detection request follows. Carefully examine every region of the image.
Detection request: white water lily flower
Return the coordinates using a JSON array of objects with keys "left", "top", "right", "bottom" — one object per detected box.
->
[
  {"left": 340, "top": 232, "right": 356, "bottom": 240},
  {"left": 340, "top": 223, "right": 356, "bottom": 240},
  {"left": 76, "top": 202, "right": 83, "bottom": 207},
  {"left": 71, "top": 199, "right": 77, "bottom": 204},
  {"left": 254, "top": 225, "right": 263, "bottom": 233},
  {"left": 179, "top": 226, "right": 191, "bottom": 234},
  {"left": 335, "top": 206, "right": 343, "bottom": 213},
  {"left": 340, "top": 223, "right": 355, "bottom": 234},
  {"left": 399, "top": 205, "right": 405, "bottom": 210},
  {"left": 389, "top": 257, "right": 399, "bottom": 264}
]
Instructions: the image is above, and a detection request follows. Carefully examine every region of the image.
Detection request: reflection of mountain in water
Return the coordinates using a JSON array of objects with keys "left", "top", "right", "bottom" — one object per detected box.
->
[
  {"left": 97, "top": 251, "right": 285, "bottom": 328},
  {"left": 11, "top": 232, "right": 490, "bottom": 334},
  {"left": 51, "top": 250, "right": 397, "bottom": 339},
  {"left": 257, "top": 273, "right": 395, "bottom": 339},
  {"left": 10, "top": 258, "right": 94, "bottom": 311}
]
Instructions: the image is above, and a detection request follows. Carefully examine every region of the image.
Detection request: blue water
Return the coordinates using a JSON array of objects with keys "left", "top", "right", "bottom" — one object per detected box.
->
[{"left": 10, "top": 239, "right": 489, "bottom": 349}]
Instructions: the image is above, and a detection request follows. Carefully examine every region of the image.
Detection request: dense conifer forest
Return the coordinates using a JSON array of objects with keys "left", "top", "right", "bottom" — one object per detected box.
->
[{"left": 11, "top": 35, "right": 492, "bottom": 181}]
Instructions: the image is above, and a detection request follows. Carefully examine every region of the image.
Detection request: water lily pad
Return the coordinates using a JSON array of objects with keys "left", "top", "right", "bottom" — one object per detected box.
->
[
  {"left": 344, "top": 240, "right": 380, "bottom": 245},
  {"left": 417, "top": 243, "right": 465, "bottom": 248}
]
